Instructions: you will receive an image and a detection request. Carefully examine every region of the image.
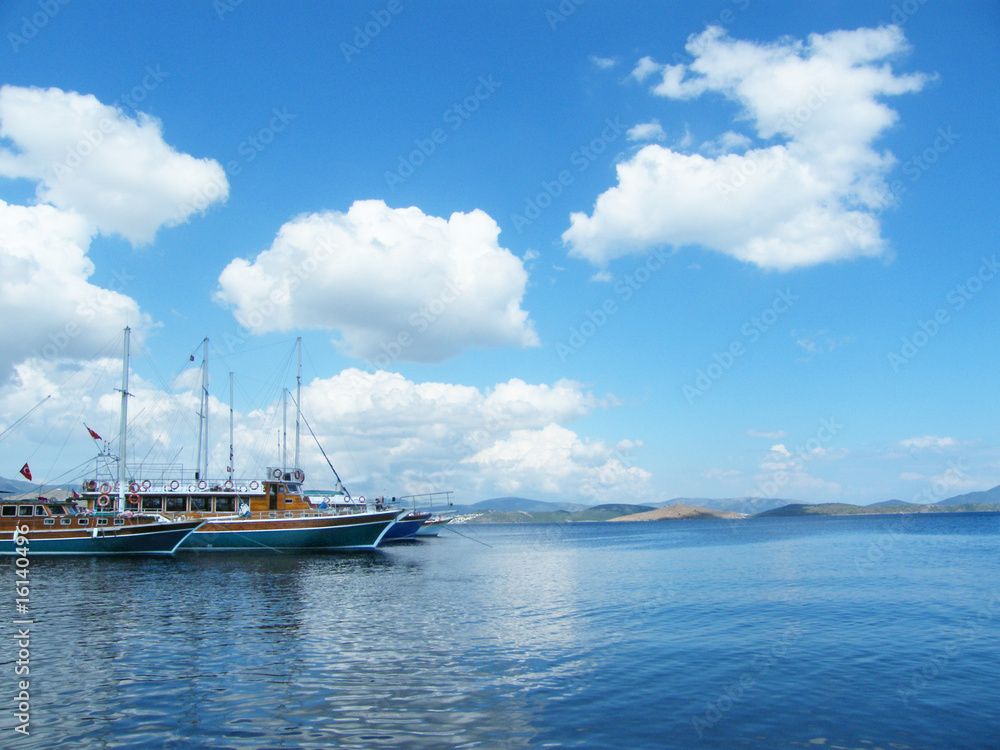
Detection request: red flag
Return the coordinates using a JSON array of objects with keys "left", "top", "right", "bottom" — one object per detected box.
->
[
  {"left": 19, "top": 463, "right": 31, "bottom": 481},
  {"left": 86, "top": 425, "right": 102, "bottom": 441}
]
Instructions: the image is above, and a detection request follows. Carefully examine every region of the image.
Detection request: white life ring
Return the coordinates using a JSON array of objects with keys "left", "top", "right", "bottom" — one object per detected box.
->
[
  {"left": 224, "top": 479, "right": 234, "bottom": 489},
  {"left": 358, "top": 495, "right": 366, "bottom": 504},
  {"left": 198, "top": 480, "right": 207, "bottom": 490},
  {"left": 169, "top": 480, "right": 180, "bottom": 491},
  {"left": 100, "top": 483, "right": 111, "bottom": 495},
  {"left": 97, "top": 494, "right": 110, "bottom": 508}
]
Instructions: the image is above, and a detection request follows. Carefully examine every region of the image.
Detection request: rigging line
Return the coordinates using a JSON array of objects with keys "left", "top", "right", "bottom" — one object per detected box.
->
[
  {"left": 289, "top": 393, "right": 350, "bottom": 497},
  {"left": 443, "top": 523, "right": 493, "bottom": 548},
  {"left": 300, "top": 346, "right": 372, "bottom": 495},
  {"left": 0, "top": 331, "right": 120, "bottom": 447},
  {"left": 0, "top": 395, "right": 50, "bottom": 445}
]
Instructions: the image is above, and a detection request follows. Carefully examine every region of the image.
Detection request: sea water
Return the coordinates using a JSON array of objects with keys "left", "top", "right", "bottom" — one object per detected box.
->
[{"left": 3, "top": 512, "right": 998, "bottom": 748}]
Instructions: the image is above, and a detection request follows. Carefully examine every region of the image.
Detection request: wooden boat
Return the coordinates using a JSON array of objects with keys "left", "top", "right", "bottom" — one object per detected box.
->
[
  {"left": 1, "top": 326, "right": 208, "bottom": 555},
  {"left": 0, "top": 495, "right": 203, "bottom": 555},
  {"left": 78, "top": 470, "right": 401, "bottom": 551}
]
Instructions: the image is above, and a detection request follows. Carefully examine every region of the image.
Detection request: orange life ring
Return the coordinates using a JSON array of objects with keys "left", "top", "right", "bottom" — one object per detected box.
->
[
  {"left": 294, "top": 469, "right": 304, "bottom": 481},
  {"left": 100, "top": 483, "right": 111, "bottom": 495},
  {"left": 127, "top": 494, "right": 140, "bottom": 507},
  {"left": 197, "top": 480, "right": 207, "bottom": 490},
  {"left": 249, "top": 481, "right": 259, "bottom": 491},
  {"left": 271, "top": 468, "right": 282, "bottom": 479},
  {"left": 224, "top": 479, "right": 234, "bottom": 489},
  {"left": 129, "top": 482, "right": 139, "bottom": 493},
  {"left": 85, "top": 480, "right": 97, "bottom": 492},
  {"left": 141, "top": 480, "right": 151, "bottom": 490},
  {"left": 169, "top": 480, "right": 180, "bottom": 490},
  {"left": 97, "top": 494, "right": 110, "bottom": 508}
]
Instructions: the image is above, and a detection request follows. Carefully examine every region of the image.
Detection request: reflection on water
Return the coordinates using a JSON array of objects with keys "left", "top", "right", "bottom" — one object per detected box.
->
[{"left": 3, "top": 513, "right": 998, "bottom": 748}]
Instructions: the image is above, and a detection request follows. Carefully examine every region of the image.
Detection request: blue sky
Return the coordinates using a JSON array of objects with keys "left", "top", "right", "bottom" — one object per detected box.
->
[{"left": 1, "top": 0, "right": 997, "bottom": 505}]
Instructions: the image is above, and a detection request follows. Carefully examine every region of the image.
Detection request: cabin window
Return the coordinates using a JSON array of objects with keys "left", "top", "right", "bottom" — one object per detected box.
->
[
  {"left": 215, "top": 497, "right": 235, "bottom": 513},
  {"left": 78, "top": 518, "right": 90, "bottom": 526},
  {"left": 1, "top": 506, "right": 15, "bottom": 517},
  {"left": 142, "top": 496, "right": 163, "bottom": 512},
  {"left": 43, "top": 518, "right": 54, "bottom": 525},
  {"left": 114, "top": 518, "right": 124, "bottom": 526},
  {"left": 18, "top": 506, "right": 33, "bottom": 517},
  {"left": 35, "top": 506, "right": 47, "bottom": 516},
  {"left": 49, "top": 504, "right": 66, "bottom": 515},
  {"left": 60, "top": 518, "right": 72, "bottom": 526},
  {"left": 189, "top": 497, "right": 210, "bottom": 512},
  {"left": 286, "top": 482, "right": 301, "bottom": 494},
  {"left": 165, "top": 497, "right": 186, "bottom": 512},
  {"left": 96, "top": 518, "right": 108, "bottom": 526}
]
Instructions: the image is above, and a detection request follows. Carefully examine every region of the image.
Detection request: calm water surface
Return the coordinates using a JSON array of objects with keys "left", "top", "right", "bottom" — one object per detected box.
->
[{"left": 3, "top": 513, "right": 998, "bottom": 748}]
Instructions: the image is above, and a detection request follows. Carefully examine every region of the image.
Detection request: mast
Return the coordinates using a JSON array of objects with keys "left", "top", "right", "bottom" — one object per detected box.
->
[
  {"left": 295, "top": 337, "right": 301, "bottom": 473},
  {"left": 228, "top": 371, "right": 234, "bottom": 484},
  {"left": 202, "top": 338, "right": 209, "bottom": 480},
  {"left": 195, "top": 337, "right": 209, "bottom": 480},
  {"left": 282, "top": 388, "right": 288, "bottom": 473},
  {"left": 116, "top": 326, "right": 131, "bottom": 511}
]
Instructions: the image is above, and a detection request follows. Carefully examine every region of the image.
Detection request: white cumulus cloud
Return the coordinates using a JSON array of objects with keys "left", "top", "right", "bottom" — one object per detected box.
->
[
  {"left": 0, "top": 201, "right": 150, "bottom": 377},
  {"left": 215, "top": 200, "right": 539, "bottom": 364},
  {"left": 564, "top": 25, "right": 929, "bottom": 270},
  {"left": 0, "top": 85, "right": 228, "bottom": 244}
]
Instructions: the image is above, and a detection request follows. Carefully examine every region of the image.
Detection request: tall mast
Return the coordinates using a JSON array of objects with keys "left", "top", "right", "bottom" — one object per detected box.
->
[
  {"left": 228, "top": 371, "right": 234, "bottom": 483},
  {"left": 117, "top": 326, "right": 131, "bottom": 511},
  {"left": 195, "top": 338, "right": 209, "bottom": 480},
  {"left": 282, "top": 388, "right": 288, "bottom": 473},
  {"left": 295, "top": 337, "right": 301, "bottom": 472},
  {"left": 202, "top": 338, "right": 209, "bottom": 479}
]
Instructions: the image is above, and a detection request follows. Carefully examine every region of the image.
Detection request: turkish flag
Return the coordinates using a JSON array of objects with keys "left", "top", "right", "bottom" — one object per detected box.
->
[
  {"left": 86, "top": 425, "right": 102, "bottom": 441},
  {"left": 19, "top": 463, "right": 31, "bottom": 481}
]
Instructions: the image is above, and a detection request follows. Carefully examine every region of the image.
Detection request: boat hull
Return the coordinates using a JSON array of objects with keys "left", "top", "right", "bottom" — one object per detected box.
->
[
  {"left": 381, "top": 512, "right": 432, "bottom": 541},
  {"left": 415, "top": 518, "right": 451, "bottom": 537},
  {"left": 0, "top": 520, "right": 204, "bottom": 556},
  {"left": 181, "top": 510, "right": 401, "bottom": 551}
]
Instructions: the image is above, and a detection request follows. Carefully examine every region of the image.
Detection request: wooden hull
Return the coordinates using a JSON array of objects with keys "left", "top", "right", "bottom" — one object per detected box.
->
[
  {"left": 0, "top": 519, "right": 204, "bottom": 555},
  {"left": 181, "top": 510, "right": 401, "bottom": 551}
]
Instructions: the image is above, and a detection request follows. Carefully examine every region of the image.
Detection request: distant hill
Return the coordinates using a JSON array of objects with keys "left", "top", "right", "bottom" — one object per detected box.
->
[
  {"left": 0, "top": 476, "right": 39, "bottom": 494},
  {"left": 462, "top": 504, "right": 654, "bottom": 524},
  {"left": 653, "top": 496, "right": 800, "bottom": 514},
  {"left": 867, "top": 499, "right": 916, "bottom": 507},
  {"left": 758, "top": 502, "right": 1000, "bottom": 517},
  {"left": 609, "top": 504, "right": 742, "bottom": 521},
  {"left": 465, "top": 497, "right": 589, "bottom": 513},
  {"left": 936, "top": 484, "right": 1000, "bottom": 506}
]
